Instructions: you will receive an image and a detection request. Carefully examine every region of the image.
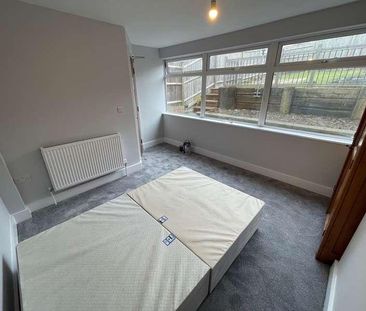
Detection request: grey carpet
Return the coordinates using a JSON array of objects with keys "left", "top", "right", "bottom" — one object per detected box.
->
[{"left": 17, "top": 143, "right": 330, "bottom": 311}]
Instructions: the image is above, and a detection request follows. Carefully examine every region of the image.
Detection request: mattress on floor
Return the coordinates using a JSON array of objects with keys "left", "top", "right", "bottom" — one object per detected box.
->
[
  {"left": 128, "top": 167, "right": 264, "bottom": 291},
  {"left": 17, "top": 194, "right": 210, "bottom": 311}
]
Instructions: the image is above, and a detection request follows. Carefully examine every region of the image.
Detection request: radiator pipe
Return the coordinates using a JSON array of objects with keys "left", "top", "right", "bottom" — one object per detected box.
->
[{"left": 49, "top": 188, "right": 58, "bottom": 206}]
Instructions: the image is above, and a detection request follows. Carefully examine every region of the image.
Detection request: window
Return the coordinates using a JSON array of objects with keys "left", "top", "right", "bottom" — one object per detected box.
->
[
  {"left": 204, "top": 73, "right": 266, "bottom": 124},
  {"left": 280, "top": 33, "right": 366, "bottom": 63},
  {"left": 166, "top": 76, "right": 202, "bottom": 114},
  {"left": 271, "top": 32, "right": 366, "bottom": 138},
  {"left": 209, "top": 48, "right": 268, "bottom": 69},
  {"left": 266, "top": 68, "right": 366, "bottom": 136},
  {"left": 164, "top": 30, "right": 366, "bottom": 140},
  {"left": 165, "top": 56, "right": 203, "bottom": 115},
  {"left": 166, "top": 58, "right": 202, "bottom": 74}
]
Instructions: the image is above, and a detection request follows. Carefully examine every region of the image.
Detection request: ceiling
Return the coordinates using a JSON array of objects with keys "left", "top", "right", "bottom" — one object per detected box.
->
[{"left": 20, "top": 0, "right": 356, "bottom": 48}]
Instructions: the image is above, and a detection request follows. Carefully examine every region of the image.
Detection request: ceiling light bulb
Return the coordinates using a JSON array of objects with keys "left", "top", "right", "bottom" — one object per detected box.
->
[{"left": 209, "top": 0, "right": 218, "bottom": 21}]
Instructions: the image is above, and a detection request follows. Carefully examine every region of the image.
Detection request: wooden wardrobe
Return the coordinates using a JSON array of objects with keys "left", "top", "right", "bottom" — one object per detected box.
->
[{"left": 317, "top": 109, "right": 366, "bottom": 263}]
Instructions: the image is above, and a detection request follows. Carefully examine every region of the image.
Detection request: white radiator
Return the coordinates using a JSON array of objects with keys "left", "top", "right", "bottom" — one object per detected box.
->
[{"left": 41, "top": 134, "right": 124, "bottom": 192}]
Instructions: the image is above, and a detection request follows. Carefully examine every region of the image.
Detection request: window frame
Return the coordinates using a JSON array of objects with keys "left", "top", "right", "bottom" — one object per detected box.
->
[
  {"left": 165, "top": 55, "right": 204, "bottom": 76},
  {"left": 207, "top": 45, "right": 269, "bottom": 73},
  {"left": 164, "top": 28, "right": 366, "bottom": 142},
  {"left": 165, "top": 55, "right": 204, "bottom": 115},
  {"left": 276, "top": 28, "right": 366, "bottom": 66}
]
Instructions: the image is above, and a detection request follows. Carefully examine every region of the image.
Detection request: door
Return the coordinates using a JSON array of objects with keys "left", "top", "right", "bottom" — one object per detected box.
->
[
  {"left": 130, "top": 56, "right": 143, "bottom": 155},
  {"left": 317, "top": 109, "right": 366, "bottom": 263}
]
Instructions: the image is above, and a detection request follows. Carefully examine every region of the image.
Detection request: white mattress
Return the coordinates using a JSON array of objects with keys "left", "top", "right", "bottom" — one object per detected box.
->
[
  {"left": 128, "top": 167, "right": 264, "bottom": 291},
  {"left": 17, "top": 194, "right": 210, "bottom": 311}
]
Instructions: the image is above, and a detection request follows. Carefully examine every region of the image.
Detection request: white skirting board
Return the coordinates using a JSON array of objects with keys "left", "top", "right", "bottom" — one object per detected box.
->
[
  {"left": 142, "top": 138, "right": 164, "bottom": 150},
  {"left": 12, "top": 208, "right": 32, "bottom": 224},
  {"left": 323, "top": 261, "right": 338, "bottom": 311},
  {"left": 10, "top": 215, "right": 20, "bottom": 311},
  {"left": 27, "top": 161, "right": 142, "bottom": 213},
  {"left": 163, "top": 137, "right": 333, "bottom": 197}
]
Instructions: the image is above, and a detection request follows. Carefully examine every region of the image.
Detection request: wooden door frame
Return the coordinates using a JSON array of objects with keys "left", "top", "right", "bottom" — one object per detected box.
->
[{"left": 317, "top": 109, "right": 366, "bottom": 263}]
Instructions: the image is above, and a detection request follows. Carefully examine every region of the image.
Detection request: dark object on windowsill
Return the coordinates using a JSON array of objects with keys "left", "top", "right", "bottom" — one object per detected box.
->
[{"left": 179, "top": 140, "right": 192, "bottom": 155}]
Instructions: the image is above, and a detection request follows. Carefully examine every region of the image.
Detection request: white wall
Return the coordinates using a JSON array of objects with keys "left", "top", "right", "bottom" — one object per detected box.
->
[
  {"left": 0, "top": 0, "right": 141, "bottom": 207},
  {"left": 163, "top": 114, "right": 348, "bottom": 195},
  {"left": 159, "top": 1, "right": 366, "bottom": 58},
  {"left": 0, "top": 198, "right": 18, "bottom": 311},
  {"left": 0, "top": 152, "right": 31, "bottom": 223},
  {"left": 0, "top": 153, "right": 25, "bottom": 215},
  {"left": 132, "top": 45, "right": 165, "bottom": 148},
  {"left": 328, "top": 215, "right": 366, "bottom": 311}
]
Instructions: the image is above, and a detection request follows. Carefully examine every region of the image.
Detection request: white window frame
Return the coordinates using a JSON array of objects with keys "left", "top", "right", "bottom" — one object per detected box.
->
[
  {"left": 164, "top": 28, "right": 366, "bottom": 142},
  {"left": 207, "top": 45, "right": 269, "bottom": 73},
  {"left": 165, "top": 56, "right": 204, "bottom": 115},
  {"left": 276, "top": 28, "right": 366, "bottom": 67},
  {"left": 165, "top": 55, "right": 204, "bottom": 76}
]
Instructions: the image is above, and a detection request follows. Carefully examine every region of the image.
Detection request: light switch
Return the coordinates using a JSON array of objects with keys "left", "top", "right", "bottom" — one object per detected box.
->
[{"left": 117, "top": 106, "right": 123, "bottom": 113}]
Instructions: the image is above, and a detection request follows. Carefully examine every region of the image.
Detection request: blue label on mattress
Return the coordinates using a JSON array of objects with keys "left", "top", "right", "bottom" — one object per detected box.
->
[
  {"left": 158, "top": 215, "right": 168, "bottom": 223},
  {"left": 162, "top": 234, "right": 176, "bottom": 246}
]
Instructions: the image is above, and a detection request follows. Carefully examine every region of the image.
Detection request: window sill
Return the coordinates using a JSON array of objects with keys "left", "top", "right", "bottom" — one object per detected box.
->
[{"left": 163, "top": 112, "right": 353, "bottom": 146}]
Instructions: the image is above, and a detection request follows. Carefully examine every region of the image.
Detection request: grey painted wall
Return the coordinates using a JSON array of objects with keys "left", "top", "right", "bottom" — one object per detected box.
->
[
  {"left": 0, "top": 1, "right": 141, "bottom": 206},
  {"left": 163, "top": 114, "right": 348, "bottom": 192},
  {"left": 132, "top": 45, "right": 165, "bottom": 146},
  {"left": 0, "top": 153, "right": 25, "bottom": 215},
  {"left": 332, "top": 215, "right": 366, "bottom": 310},
  {"left": 0, "top": 198, "right": 17, "bottom": 311},
  {"left": 159, "top": 1, "right": 366, "bottom": 58}
]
